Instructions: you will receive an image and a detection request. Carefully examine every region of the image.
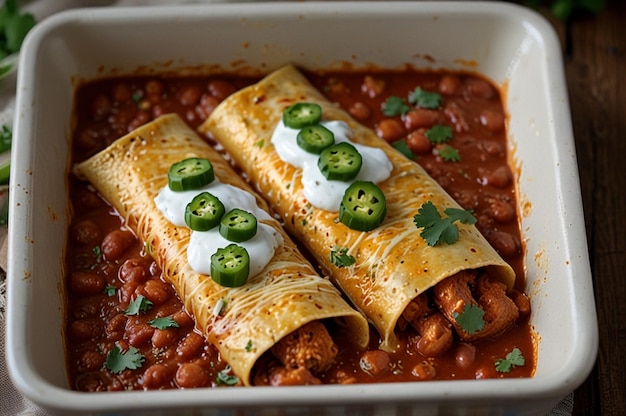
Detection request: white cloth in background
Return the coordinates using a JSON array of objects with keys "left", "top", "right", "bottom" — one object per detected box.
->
[{"left": 0, "top": 1, "right": 575, "bottom": 415}]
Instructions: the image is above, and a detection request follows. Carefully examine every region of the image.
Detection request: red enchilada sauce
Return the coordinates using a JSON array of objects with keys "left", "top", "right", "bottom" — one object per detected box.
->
[{"left": 66, "top": 70, "right": 534, "bottom": 391}]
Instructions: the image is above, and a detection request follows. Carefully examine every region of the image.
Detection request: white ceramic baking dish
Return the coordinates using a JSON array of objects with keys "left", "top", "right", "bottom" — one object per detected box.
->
[{"left": 6, "top": 2, "right": 597, "bottom": 415}]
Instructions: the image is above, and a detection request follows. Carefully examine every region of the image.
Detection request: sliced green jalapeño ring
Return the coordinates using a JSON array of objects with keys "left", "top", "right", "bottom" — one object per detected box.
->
[
  {"left": 318, "top": 142, "right": 363, "bottom": 181},
  {"left": 219, "top": 208, "right": 258, "bottom": 242},
  {"left": 210, "top": 244, "right": 250, "bottom": 287},
  {"left": 339, "top": 181, "right": 387, "bottom": 231},
  {"left": 297, "top": 124, "right": 335, "bottom": 154},
  {"left": 283, "top": 102, "right": 323, "bottom": 129},
  {"left": 168, "top": 157, "right": 215, "bottom": 192},
  {"left": 184, "top": 192, "right": 225, "bottom": 231}
]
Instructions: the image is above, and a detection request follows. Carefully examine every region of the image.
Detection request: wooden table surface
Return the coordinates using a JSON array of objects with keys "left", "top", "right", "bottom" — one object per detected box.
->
[
  {"left": 544, "top": 1, "right": 626, "bottom": 415},
  {"left": 0, "top": 2, "right": 621, "bottom": 415}
]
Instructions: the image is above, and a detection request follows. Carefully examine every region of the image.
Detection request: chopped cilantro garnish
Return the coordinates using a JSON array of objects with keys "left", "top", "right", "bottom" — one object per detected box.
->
[
  {"left": 105, "top": 344, "right": 145, "bottom": 374},
  {"left": 438, "top": 144, "right": 461, "bottom": 162},
  {"left": 245, "top": 340, "right": 253, "bottom": 352},
  {"left": 392, "top": 139, "right": 416, "bottom": 160},
  {"left": 216, "top": 365, "right": 240, "bottom": 386},
  {"left": 92, "top": 245, "right": 102, "bottom": 262},
  {"left": 425, "top": 125, "right": 453, "bottom": 144},
  {"left": 254, "top": 139, "right": 264, "bottom": 148},
  {"left": 495, "top": 347, "right": 526, "bottom": 373},
  {"left": 124, "top": 295, "right": 153, "bottom": 316},
  {"left": 408, "top": 87, "right": 442, "bottom": 109},
  {"left": 330, "top": 246, "right": 356, "bottom": 268},
  {"left": 148, "top": 315, "right": 179, "bottom": 330},
  {"left": 381, "top": 96, "right": 411, "bottom": 116},
  {"left": 413, "top": 201, "right": 477, "bottom": 246},
  {"left": 451, "top": 303, "right": 485, "bottom": 334},
  {"left": 105, "top": 284, "right": 117, "bottom": 297}
]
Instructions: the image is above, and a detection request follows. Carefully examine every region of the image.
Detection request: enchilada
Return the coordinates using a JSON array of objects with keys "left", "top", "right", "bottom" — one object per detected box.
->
[
  {"left": 73, "top": 113, "right": 369, "bottom": 386},
  {"left": 201, "top": 65, "right": 523, "bottom": 353}
]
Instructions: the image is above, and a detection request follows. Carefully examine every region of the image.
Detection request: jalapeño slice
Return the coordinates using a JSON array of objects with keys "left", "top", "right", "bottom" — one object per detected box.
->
[
  {"left": 339, "top": 181, "right": 387, "bottom": 231},
  {"left": 219, "top": 208, "right": 258, "bottom": 242},
  {"left": 210, "top": 244, "right": 250, "bottom": 287},
  {"left": 283, "top": 102, "right": 322, "bottom": 129},
  {"left": 318, "top": 142, "right": 363, "bottom": 181},
  {"left": 168, "top": 157, "right": 215, "bottom": 192},
  {"left": 297, "top": 124, "right": 335, "bottom": 154},
  {"left": 184, "top": 192, "right": 225, "bottom": 231}
]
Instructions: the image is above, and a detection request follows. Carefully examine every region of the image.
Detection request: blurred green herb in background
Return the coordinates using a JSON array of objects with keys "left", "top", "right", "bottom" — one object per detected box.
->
[
  {"left": 0, "top": 124, "right": 13, "bottom": 225},
  {"left": 527, "top": 0, "right": 606, "bottom": 20},
  {"left": 0, "top": 0, "right": 35, "bottom": 59},
  {"left": 0, "top": 123, "right": 10, "bottom": 153},
  {"left": 0, "top": 124, "right": 10, "bottom": 184},
  {"left": 0, "top": 124, "right": 10, "bottom": 225}
]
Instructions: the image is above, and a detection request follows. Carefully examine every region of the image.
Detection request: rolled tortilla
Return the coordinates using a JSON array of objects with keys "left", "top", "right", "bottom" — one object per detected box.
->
[
  {"left": 200, "top": 64, "right": 516, "bottom": 351},
  {"left": 73, "top": 114, "right": 369, "bottom": 385}
]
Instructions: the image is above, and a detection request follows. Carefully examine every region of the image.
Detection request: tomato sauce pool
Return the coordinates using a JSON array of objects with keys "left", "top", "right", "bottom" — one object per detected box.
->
[{"left": 66, "top": 70, "right": 534, "bottom": 391}]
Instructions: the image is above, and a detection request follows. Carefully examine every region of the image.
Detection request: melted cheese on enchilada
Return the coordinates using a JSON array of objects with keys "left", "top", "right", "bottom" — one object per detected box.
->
[
  {"left": 201, "top": 64, "right": 516, "bottom": 351},
  {"left": 73, "top": 113, "right": 369, "bottom": 385}
]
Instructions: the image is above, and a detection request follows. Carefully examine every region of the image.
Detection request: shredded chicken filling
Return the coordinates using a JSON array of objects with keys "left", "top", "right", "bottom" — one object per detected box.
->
[
  {"left": 254, "top": 321, "right": 338, "bottom": 386},
  {"left": 401, "top": 269, "right": 530, "bottom": 357},
  {"left": 254, "top": 270, "right": 530, "bottom": 384}
]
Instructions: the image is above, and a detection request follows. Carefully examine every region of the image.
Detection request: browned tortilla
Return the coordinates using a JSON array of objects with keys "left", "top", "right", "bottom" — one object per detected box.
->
[
  {"left": 201, "top": 64, "right": 516, "bottom": 351},
  {"left": 73, "top": 114, "right": 369, "bottom": 385}
]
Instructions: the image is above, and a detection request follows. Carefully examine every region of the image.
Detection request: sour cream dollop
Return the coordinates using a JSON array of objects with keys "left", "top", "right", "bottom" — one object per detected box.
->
[
  {"left": 271, "top": 119, "right": 392, "bottom": 211},
  {"left": 155, "top": 179, "right": 282, "bottom": 278}
]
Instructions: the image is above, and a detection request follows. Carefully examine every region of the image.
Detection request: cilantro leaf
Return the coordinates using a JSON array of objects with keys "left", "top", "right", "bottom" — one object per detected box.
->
[
  {"left": 330, "top": 246, "right": 356, "bottom": 268},
  {"left": 216, "top": 365, "right": 240, "bottom": 386},
  {"left": 425, "top": 125, "right": 453, "bottom": 144},
  {"left": 92, "top": 245, "right": 102, "bottom": 262},
  {"left": 443, "top": 207, "right": 478, "bottom": 225},
  {"left": 438, "top": 144, "right": 461, "bottom": 162},
  {"left": 124, "top": 295, "right": 153, "bottom": 316},
  {"left": 413, "top": 200, "right": 442, "bottom": 226},
  {"left": 105, "top": 344, "right": 145, "bottom": 374},
  {"left": 245, "top": 340, "right": 253, "bottom": 352},
  {"left": 408, "top": 87, "right": 442, "bottom": 109},
  {"left": 495, "top": 347, "right": 526, "bottom": 373},
  {"left": 381, "top": 96, "right": 411, "bottom": 116},
  {"left": 452, "top": 303, "right": 485, "bottom": 334},
  {"left": 413, "top": 201, "right": 477, "bottom": 246},
  {"left": 148, "top": 315, "right": 179, "bottom": 330},
  {"left": 105, "top": 284, "right": 117, "bottom": 297},
  {"left": 392, "top": 139, "right": 416, "bottom": 160}
]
